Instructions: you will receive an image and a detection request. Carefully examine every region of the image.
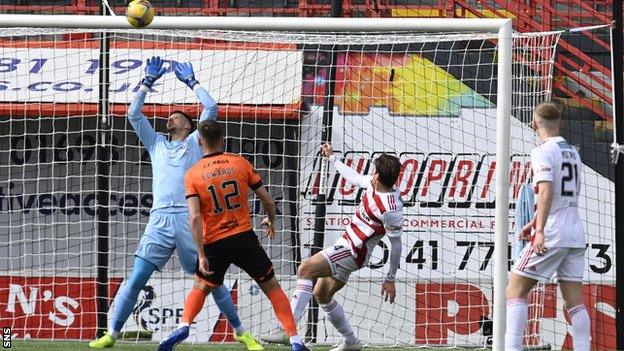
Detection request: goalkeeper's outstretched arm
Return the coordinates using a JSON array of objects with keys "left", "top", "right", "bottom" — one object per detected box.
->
[
  {"left": 174, "top": 62, "right": 218, "bottom": 123},
  {"left": 322, "top": 142, "right": 370, "bottom": 188},
  {"left": 128, "top": 56, "right": 166, "bottom": 151}
]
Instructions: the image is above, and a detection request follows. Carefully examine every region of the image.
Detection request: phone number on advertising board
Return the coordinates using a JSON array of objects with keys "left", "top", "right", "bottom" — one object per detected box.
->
[
  {"left": 369, "top": 240, "right": 612, "bottom": 274},
  {"left": 0, "top": 58, "right": 175, "bottom": 92}
]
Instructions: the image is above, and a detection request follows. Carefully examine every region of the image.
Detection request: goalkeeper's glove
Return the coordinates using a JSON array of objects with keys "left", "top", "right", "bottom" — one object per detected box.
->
[
  {"left": 174, "top": 62, "right": 199, "bottom": 90},
  {"left": 142, "top": 56, "right": 166, "bottom": 88}
]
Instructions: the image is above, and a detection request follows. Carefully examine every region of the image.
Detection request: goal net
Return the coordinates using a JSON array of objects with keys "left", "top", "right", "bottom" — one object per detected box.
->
[{"left": 0, "top": 22, "right": 614, "bottom": 349}]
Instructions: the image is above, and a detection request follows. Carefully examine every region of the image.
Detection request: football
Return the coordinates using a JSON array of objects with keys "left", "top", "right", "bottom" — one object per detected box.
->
[{"left": 126, "top": 0, "right": 155, "bottom": 28}]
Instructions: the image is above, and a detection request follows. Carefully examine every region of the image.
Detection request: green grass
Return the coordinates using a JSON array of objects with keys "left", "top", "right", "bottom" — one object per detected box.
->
[
  {"left": 9, "top": 340, "right": 410, "bottom": 351},
  {"left": 6, "top": 340, "right": 584, "bottom": 351}
]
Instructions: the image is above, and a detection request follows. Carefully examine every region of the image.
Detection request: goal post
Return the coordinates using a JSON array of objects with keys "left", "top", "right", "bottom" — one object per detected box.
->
[
  {"left": 0, "top": 14, "right": 564, "bottom": 349},
  {"left": 493, "top": 19, "right": 512, "bottom": 351}
]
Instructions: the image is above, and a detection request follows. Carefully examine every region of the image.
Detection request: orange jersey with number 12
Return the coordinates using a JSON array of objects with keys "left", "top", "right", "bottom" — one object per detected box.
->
[{"left": 184, "top": 151, "right": 263, "bottom": 245}]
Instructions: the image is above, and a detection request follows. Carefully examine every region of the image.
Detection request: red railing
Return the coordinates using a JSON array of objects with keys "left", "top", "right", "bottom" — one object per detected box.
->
[{"left": 493, "top": 0, "right": 612, "bottom": 120}]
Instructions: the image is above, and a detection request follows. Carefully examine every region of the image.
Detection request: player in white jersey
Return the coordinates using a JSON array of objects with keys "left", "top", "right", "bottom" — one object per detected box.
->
[
  {"left": 263, "top": 143, "right": 403, "bottom": 351},
  {"left": 505, "top": 102, "right": 590, "bottom": 351}
]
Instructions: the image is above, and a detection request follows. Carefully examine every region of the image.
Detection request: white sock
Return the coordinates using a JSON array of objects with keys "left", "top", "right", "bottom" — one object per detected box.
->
[
  {"left": 289, "top": 335, "right": 303, "bottom": 345},
  {"left": 234, "top": 324, "right": 246, "bottom": 336},
  {"left": 505, "top": 298, "right": 527, "bottom": 351},
  {"left": 569, "top": 304, "right": 591, "bottom": 351},
  {"left": 179, "top": 322, "right": 190, "bottom": 329},
  {"left": 320, "top": 299, "right": 357, "bottom": 345},
  {"left": 291, "top": 279, "right": 313, "bottom": 323},
  {"left": 108, "top": 329, "right": 119, "bottom": 340}
]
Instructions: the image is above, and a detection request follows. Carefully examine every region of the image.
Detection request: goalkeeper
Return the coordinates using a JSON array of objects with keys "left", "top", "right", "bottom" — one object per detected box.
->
[{"left": 89, "top": 57, "right": 262, "bottom": 351}]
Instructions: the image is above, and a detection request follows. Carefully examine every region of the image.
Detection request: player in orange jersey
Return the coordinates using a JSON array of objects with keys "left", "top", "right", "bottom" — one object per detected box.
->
[{"left": 184, "top": 120, "right": 310, "bottom": 351}]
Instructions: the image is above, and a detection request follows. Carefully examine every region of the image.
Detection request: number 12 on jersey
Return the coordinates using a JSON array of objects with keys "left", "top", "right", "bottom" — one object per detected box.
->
[{"left": 207, "top": 180, "right": 241, "bottom": 213}]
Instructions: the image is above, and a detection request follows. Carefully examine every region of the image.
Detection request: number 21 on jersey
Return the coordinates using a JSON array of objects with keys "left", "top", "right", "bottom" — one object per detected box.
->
[{"left": 560, "top": 162, "right": 579, "bottom": 197}]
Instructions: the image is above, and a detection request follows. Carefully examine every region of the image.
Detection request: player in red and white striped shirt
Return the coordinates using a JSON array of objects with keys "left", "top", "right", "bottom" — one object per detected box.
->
[{"left": 263, "top": 143, "right": 403, "bottom": 351}]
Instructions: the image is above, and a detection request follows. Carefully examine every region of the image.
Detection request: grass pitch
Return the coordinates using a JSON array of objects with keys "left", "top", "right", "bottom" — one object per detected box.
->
[{"left": 10, "top": 340, "right": 408, "bottom": 351}]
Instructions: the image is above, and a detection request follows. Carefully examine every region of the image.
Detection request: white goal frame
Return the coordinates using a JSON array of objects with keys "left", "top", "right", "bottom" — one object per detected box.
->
[{"left": 0, "top": 14, "right": 513, "bottom": 349}]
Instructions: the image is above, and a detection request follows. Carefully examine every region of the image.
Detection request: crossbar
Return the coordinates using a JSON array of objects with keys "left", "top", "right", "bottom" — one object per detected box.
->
[{"left": 0, "top": 14, "right": 510, "bottom": 32}]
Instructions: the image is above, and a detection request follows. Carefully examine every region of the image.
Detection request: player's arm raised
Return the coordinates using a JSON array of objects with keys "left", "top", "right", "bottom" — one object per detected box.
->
[
  {"left": 174, "top": 62, "right": 218, "bottom": 122},
  {"left": 322, "top": 142, "right": 369, "bottom": 188},
  {"left": 128, "top": 56, "right": 166, "bottom": 151},
  {"left": 382, "top": 211, "right": 403, "bottom": 304}
]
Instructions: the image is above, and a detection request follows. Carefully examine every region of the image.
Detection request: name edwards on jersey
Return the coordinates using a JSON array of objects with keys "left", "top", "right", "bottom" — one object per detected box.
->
[{"left": 199, "top": 158, "right": 235, "bottom": 180}]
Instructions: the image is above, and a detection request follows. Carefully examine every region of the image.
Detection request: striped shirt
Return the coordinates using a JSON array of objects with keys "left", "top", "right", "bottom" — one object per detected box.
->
[{"left": 337, "top": 176, "right": 403, "bottom": 267}]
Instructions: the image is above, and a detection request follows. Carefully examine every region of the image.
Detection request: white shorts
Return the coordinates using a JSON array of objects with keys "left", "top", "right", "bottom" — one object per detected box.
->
[
  {"left": 320, "top": 243, "right": 360, "bottom": 283},
  {"left": 513, "top": 246, "right": 586, "bottom": 282}
]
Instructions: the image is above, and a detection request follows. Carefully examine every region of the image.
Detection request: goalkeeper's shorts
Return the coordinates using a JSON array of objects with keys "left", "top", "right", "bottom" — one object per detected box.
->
[
  {"left": 512, "top": 246, "right": 585, "bottom": 283},
  {"left": 135, "top": 210, "right": 198, "bottom": 275},
  {"left": 196, "top": 230, "right": 275, "bottom": 286}
]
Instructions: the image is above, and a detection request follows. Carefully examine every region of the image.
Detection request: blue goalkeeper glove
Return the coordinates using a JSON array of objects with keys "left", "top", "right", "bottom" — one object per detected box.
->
[
  {"left": 142, "top": 56, "right": 166, "bottom": 88},
  {"left": 174, "top": 62, "right": 199, "bottom": 90}
]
